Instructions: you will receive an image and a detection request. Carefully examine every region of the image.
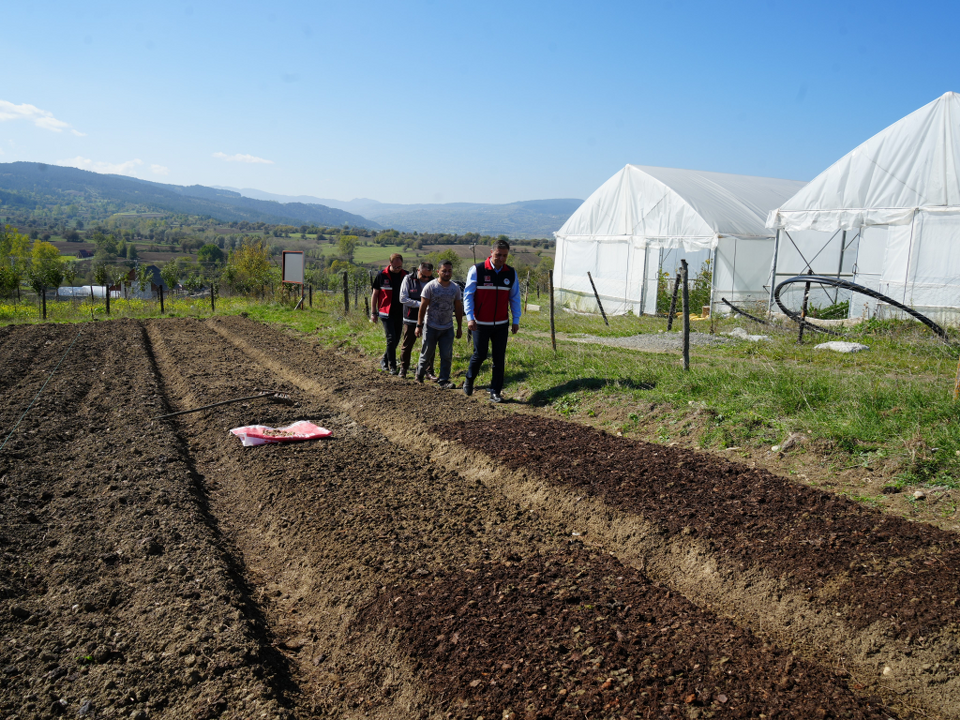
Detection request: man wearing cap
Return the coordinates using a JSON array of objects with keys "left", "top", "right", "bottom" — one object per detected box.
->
[
  {"left": 370, "top": 253, "right": 407, "bottom": 374},
  {"left": 462, "top": 239, "right": 521, "bottom": 403}
]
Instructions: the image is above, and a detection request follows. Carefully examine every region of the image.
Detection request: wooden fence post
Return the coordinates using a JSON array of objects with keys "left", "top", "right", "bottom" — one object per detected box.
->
[
  {"left": 159, "top": 285, "right": 164, "bottom": 314},
  {"left": 681, "top": 260, "right": 690, "bottom": 372},
  {"left": 342, "top": 272, "right": 349, "bottom": 313},
  {"left": 587, "top": 271, "right": 609, "bottom": 326},
  {"left": 667, "top": 272, "right": 680, "bottom": 331}
]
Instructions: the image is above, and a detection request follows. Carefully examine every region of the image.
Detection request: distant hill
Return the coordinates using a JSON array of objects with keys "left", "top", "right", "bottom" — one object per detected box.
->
[
  {"left": 0, "top": 163, "right": 380, "bottom": 229},
  {"left": 219, "top": 186, "right": 583, "bottom": 238}
]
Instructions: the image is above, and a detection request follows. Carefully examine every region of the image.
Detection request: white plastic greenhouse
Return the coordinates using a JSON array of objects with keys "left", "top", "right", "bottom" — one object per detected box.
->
[
  {"left": 554, "top": 165, "right": 807, "bottom": 316},
  {"left": 766, "top": 91, "right": 960, "bottom": 324}
]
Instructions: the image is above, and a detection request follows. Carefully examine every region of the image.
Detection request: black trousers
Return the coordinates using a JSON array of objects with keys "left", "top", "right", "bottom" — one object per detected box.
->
[
  {"left": 380, "top": 315, "right": 403, "bottom": 369},
  {"left": 466, "top": 323, "right": 509, "bottom": 394}
]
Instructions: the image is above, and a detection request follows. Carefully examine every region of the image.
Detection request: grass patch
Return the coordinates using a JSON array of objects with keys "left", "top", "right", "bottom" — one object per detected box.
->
[{"left": 4, "top": 291, "right": 958, "bottom": 487}]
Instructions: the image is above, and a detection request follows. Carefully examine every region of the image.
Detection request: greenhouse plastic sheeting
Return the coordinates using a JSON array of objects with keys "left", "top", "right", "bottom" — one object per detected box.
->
[
  {"left": 554, "top": 165, "right": 806, "bottom": 315},
  {"left": 767, "top": 92, "right": 960, "bottom": 320}
]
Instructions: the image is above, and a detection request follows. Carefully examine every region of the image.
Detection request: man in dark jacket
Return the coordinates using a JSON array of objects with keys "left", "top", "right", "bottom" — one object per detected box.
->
[
  {"left": 369, "top": 253, "right": 407, "bottom": 374},
  {"left": 398, "top": 261, "right": 434, "bottom": 379}
]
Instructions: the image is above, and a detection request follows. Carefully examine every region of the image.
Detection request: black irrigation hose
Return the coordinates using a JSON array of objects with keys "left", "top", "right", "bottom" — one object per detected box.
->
[
  {"left": 720, "top": 298, "right": 767, "bottom": 325},
  {"left": 773, "top": 275, "right": 951, "bottom": 342}
]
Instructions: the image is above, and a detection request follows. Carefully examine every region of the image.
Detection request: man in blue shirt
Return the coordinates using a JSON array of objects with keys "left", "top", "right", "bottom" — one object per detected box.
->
[{"left": 462, "top": 239, "right": 522, "bottom": 403}]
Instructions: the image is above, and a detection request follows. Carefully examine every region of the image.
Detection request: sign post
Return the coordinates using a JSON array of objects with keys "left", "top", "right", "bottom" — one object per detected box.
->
[{"left": 281, "top": 251, "right": 306, "bottom": 310}]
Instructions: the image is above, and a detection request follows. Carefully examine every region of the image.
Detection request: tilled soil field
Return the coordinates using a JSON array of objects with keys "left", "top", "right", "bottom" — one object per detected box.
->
[{"left": 0, "top": 317, "right": 958, "bottom": 719}]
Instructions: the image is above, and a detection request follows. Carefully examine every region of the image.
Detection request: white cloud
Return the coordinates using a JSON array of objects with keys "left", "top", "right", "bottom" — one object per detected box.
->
[
  {"left": 213, "top": 151, "right": 273, "bottom": 164},
  {"left": 0, "top": 100, "right": 81, "bottom": 135},
  {"left": 150, "top": 164, "right": 169, "bottom": 175},
  {"left": 57, "top": 157, "right": 144, "bottom": 176}
]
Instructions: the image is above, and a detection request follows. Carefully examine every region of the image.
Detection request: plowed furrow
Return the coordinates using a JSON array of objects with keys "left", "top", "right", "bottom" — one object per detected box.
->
[
  {"left": 0, "top": 321, "right": 295, "bottom": 720},
  {"left": 205, "top": 315, "right": 959, "bottom": 718}
]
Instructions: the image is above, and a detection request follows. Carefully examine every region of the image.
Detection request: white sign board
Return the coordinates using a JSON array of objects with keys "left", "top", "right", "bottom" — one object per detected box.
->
[{"left": 282, "top": 251, "right": 305, "bottom": 284}]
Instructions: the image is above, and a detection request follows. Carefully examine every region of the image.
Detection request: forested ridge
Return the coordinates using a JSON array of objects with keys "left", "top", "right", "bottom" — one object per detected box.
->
[{"left": 0, "top": 162, "right": 379, "bottom": 229}]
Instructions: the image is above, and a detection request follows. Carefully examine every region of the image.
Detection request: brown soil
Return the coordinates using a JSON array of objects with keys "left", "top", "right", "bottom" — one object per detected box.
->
[{"left": 0, "top": 316, "right": 957, "bottom": 719}]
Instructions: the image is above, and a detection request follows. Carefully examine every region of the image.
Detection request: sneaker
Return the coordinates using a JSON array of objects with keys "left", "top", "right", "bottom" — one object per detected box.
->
[
  {"left": 415, "top": 372, "right": 424, "bottom": 383},
  {"left": 399, "top": 368, "right": 408, "bottom": 379},
  {"left": 438, "top": 381, "right": 456, "bottom": 390},
  {"left": 380, "top": 359, "right": 389, "bottom": 372},
  {"left": 488, "top": 391, "right": 503, "bottom": 403},
  {"left": 463, "top": 377, "right": 474, "bottom": 396},
  {"left": 389, "top": 366, "right": 399, "bottom": 375},
  {"left": 427, "top": 373, "right": 439, "bottom": 382}
]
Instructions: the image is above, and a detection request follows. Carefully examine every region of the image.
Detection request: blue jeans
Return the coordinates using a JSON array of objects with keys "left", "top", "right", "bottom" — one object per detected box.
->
[{"left": 417, "top": 325, "right": 454, "bottom": 382}]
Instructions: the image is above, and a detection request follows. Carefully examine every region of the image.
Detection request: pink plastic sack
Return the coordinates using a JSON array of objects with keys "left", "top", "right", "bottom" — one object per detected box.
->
[{"left": 230, "top": 420, "right": 332, "bottom": 447}]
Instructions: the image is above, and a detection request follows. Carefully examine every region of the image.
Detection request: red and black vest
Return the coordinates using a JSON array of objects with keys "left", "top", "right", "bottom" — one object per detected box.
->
[
  {"left": 403, "top": 274, "right": 427, "bottom": 324},
  {"left": 472, "top": 258, "right": 515, "bottom": 326},
  {"left": 374, "top": 266, "right": 407, "bottom": 318}
]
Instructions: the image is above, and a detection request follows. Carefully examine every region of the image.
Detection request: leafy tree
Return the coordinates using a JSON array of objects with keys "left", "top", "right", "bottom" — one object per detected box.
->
[
  {"left": 26, "top": 240, "right": 66, "bottom": 317},
  {"left": 337, "top": 234, "right": 358, "bottom": 262},
  {"left": 62, "top": 262, "right": 79, "bottom": 289},
  {"left": 0, "top": 225, "right": 30, "bottom": 297},
  {"left": 135, "top": 264, "right": 152, "bottom": 294},
  {"left": 93, "top": 263, "right": 110, "bottom": 290},
  {"left": 183, "top": 273, "right": 204, "bottom": 293},
  {"left": 160, "top": 260, "right": 180, "bottom": 292},
  {"left": 111, "top": 268, "right": 128, "bottom": 298},
  {"left": 225, "top": 240, "right": 273, "bottom": 294},
  {"left": 197, "top": 243, "right": 225, "bottom": 264},
  {"left": 0, "top": 266, "right": 19, "bottom": 298}
]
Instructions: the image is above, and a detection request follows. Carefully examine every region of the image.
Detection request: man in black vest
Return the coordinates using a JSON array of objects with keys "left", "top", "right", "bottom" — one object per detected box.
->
[
  {"left": 370, "top": 253, "right": 408, "bottom": 374},
  {"left": 398, "top": 261, "right": 434, "bottom": 379}
]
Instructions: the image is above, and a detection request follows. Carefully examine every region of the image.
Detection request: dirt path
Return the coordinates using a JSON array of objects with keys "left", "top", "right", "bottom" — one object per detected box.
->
[{"left": 1, "top": 317, "right": 958, "bottom": 718}]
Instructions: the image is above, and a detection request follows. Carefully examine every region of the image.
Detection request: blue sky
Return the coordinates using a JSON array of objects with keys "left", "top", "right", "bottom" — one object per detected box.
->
[{"left": 2, "top": 0, "right": 958, "bottom": 204}]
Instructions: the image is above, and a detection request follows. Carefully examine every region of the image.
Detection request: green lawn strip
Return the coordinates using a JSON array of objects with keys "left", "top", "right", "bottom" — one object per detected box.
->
[
  {"left": 313, "top": 243, "right": 409, "bottom": 266},
  {"left": 2, "top": 291, "right": 957, "bottom": 485}
]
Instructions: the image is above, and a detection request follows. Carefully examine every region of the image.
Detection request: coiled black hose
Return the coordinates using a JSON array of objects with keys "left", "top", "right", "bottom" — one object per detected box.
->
[{"left": 773, "top": 275, "right": 950, "bottom": 341}]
